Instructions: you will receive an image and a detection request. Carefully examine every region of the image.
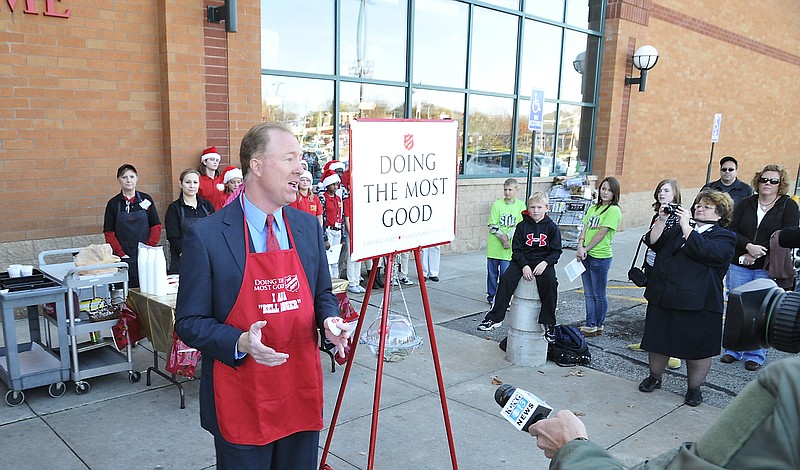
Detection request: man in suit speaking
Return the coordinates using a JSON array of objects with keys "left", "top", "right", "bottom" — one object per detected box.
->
[{"left": 175, "top": 122, "right": 353, "bottom": 469}]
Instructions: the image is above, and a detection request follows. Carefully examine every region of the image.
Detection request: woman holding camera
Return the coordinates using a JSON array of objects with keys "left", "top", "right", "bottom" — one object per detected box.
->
[
  {"left": 721, "top": 164, "right": 799, "bottom": 370},
  {"left": 637, "top": 189, "right": 736, "bottom": 406}
]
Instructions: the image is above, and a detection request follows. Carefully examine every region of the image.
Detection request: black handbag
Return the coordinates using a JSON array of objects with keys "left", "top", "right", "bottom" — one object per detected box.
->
[{"left": 627, "top": 235, "right": 648, "bottom": 287}]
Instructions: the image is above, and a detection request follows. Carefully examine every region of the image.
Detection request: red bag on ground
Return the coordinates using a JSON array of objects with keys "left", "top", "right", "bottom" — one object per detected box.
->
[
  {"left": 112, "top": 304, "right": 144, "bottom": 351},
  {"left": 165, "top": 330, "right": 201, "bottom": 379}
]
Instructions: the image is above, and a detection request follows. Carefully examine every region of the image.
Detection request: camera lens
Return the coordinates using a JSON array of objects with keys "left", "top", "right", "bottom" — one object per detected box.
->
[{"left": 723, "top": 279, "right": 800, "bottom": 353}]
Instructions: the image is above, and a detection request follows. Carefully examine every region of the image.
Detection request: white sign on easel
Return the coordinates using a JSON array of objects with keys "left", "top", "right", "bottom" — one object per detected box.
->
[{"left": 349, "top": 119, "right": 458, "bottom": 261}]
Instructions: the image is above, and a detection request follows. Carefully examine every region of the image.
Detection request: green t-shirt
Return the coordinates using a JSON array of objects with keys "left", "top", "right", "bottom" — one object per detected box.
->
[
  {"left": 486, "top": 198, "right": 527, "bottom": 261},
  {"left": 581, "top": 204, "right": 621, "bottom": 259}
]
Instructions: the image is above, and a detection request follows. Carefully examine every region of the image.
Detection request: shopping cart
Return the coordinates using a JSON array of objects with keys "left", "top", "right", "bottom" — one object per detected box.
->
[{"left": 549, "top": 197, "right": 593, "bottom": 249}]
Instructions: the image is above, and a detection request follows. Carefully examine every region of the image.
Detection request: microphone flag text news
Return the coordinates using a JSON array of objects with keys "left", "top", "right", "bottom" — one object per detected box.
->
[{"left": 494, "top": 384, "right": 553, "bottom": 432}]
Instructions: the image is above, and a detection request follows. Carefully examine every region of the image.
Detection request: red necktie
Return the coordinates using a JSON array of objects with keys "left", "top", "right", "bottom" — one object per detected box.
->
[{"left": 266, "top": 214, "right": 281, "bottom": 252}]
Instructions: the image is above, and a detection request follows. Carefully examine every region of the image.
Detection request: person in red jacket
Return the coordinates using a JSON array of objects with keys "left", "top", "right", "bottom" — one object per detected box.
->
[
  {"left": 103, "top": 163, "right": 162, "bottom": 288},
  {"left": 198, "top": 146, "right": 224, "bottom": 203},
  {"left": 290, "top": 170, "right": 323, "bottom": 226}
]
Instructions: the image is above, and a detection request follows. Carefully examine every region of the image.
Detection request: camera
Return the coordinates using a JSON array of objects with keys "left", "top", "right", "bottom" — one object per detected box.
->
[
  {"left": 662, "top": 203, "right": 681, "bottom": 215},
  {"left": 723, "top": 279, "right": 800, "bottom": 353}
]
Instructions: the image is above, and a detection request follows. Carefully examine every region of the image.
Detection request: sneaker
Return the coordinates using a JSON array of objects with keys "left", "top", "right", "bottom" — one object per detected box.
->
[
  {"left": 477, "top": 319, "right": 502, "bottom": 331},
  {"left": 579, "top": 325, "right": 598, "bottom": 336},
  {"left": 400, "top": 277, "right": 414, "bottom": 286},
  {"left": 627, "top": 343, "right": 643, "bottom": 351},
  {"left": 487, "top": 296, "right": 494, "bottom": 305},
  {"left": 543, "top": 324, "right": 556, "bottom": 343},
  {"left": 348, "top": 285, "right": 366, "bottom": 294},
  {"left": 667, "top": 357, "right": 681, "bottom": 369},
  {"left": 428, "top": 276, "right": 439, "bottom": 282}
]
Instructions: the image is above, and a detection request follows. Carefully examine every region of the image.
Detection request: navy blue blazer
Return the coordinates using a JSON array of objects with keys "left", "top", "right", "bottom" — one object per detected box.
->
[
  {"left": 174, "top": 199, "right": 338, "bottom": 440},
  {"left": 644, "top": 223, "right": 736, "bottom": 313}
]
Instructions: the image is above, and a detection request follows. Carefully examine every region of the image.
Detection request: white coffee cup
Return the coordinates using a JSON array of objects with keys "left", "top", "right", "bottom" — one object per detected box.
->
[
  {"left": 20, "top": 265, "right": 33, "bottom": 276},
  {"left": 8, "top": 265, "right": 22, "bottom": 278}
]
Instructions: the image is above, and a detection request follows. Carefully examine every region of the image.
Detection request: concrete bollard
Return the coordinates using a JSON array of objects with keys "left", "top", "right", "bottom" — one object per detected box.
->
[{"left": 506, "top": 277, "right": 549, "bottom": 366}]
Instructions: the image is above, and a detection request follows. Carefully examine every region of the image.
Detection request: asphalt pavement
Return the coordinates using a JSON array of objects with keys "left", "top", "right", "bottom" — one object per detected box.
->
[{"left": 0, "top": 225, "right": 790, "bottom": 469}]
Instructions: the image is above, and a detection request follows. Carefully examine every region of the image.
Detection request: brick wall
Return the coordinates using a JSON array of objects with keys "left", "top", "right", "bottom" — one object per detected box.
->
[{"left": 597, "top": 1, "right": 800, "bottom": 228}]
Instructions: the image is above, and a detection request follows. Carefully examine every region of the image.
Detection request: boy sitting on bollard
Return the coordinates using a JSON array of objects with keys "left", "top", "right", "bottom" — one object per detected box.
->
[{"left": 478, "top": 191, "right": 563, "bottom": 343}]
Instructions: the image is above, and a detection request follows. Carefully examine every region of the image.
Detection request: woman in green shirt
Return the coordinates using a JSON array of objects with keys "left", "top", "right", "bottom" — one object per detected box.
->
[{"left": 576, "top": 177, "right": 622, "bottom": 336}]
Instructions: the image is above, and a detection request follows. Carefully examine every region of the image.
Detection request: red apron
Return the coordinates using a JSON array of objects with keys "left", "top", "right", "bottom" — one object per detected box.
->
[{"left": 213, "top": 208, "right": 323, "bottom": 445}]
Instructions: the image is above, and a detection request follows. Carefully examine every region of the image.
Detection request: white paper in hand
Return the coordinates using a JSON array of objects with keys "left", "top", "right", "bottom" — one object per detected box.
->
[{"left": 564, "top": 258, "right": 586, "bottom": 282}]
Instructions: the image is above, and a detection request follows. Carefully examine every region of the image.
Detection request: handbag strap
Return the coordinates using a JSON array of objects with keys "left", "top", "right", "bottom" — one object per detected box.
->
[{"left": 630, "top": 235, "right": 646, "bottom": 270}]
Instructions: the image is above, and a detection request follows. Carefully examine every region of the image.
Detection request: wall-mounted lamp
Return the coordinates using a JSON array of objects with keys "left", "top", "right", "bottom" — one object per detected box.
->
[
  {"left": 207, "top": 0, "right": 238, "bottom": 33},
  {"left": 572, "top": 51, "right": 586, "bottom": 75},
  {"left": 625, "top": 45, "right": 659, "bottom": 92}
]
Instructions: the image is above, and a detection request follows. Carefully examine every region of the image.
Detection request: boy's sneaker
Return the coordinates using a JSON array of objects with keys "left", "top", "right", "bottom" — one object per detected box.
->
[
  {"left": 543, "top": 324, "right": 556, "bottom": 343},
  {"left": 399, "top": 277, "right": 414, "bottom": 286},
  {"left": 477, "top": 319, "right": 502, "bottom": 331}
]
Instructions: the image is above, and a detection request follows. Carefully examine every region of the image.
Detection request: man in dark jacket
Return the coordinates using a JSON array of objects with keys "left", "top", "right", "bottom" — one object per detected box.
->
[
  {"left": 478, "top": 191, "right": 562, "bottom": 341},
  {"left": 703, "top": 155, "right": 753, "bottom": 206}
]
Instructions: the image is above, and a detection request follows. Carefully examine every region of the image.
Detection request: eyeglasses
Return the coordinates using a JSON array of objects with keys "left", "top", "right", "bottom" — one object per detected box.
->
[
  {"left": 759, "top": 177, "right": 781, "bottom": 185},
  {"left": 720, "top": 168, "right": 736, "bottom": 172}
]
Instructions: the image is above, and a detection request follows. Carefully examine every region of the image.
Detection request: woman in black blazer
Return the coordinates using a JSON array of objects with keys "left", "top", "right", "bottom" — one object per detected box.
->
[{"left": 637, "top": 189, "right": 736, "bottom": 406}]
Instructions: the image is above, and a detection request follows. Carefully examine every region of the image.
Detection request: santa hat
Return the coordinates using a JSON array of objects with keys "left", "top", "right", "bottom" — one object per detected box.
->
[
  {"left": 300, "top": 170, "right": 313, "bottom": 182},
  {"left": 222, "top": 166, "right": 243, "bottom": 184},
  {"left": 323, "top": 160, "right": 345, "bottom": 174},
  {"left": 321, "top": 169, "right": 340, "bottom": 188},
  {"left": 201, "top": 146, "right": 221, "bottom": 163}
]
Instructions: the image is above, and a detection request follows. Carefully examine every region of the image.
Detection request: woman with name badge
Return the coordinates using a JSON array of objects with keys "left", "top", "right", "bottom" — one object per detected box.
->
[{"left": 103, "top": 163, "right": 162, "bottom": 288}]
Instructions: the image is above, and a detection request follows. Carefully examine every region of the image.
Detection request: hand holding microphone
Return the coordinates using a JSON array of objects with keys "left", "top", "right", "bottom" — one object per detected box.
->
[{"left": 528, "top": 410, "right": 588, "bottom": 459}]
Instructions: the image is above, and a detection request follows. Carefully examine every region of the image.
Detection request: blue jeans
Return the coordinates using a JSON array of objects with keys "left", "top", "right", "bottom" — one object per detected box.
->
[
  {"left": 487, "top": 258, "right": 510, "bottom": 302},
  {"left": 581, "top": 256, "right": 612, "bottom": 328},
  {"left": 724, "top": 264, "right": 770, "bottom": 365}
]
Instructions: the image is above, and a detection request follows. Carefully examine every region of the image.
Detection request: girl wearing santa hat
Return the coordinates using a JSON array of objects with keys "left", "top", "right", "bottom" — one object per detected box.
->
[
  {"left": 290, "top": 170, "right": 323, "bottom": 226},
  {"left": 197, "top": 146, "right": 225, "bottom": 203},
  {"left": 208, "top": 166, "right": 243, "bottom": 210}
]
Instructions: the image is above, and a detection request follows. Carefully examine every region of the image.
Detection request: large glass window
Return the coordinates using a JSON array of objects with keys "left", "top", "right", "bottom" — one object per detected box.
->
[
  {"left": 469, "top": 7, "right": 518, "bottom": 94},
  {"left": 340, "top": 0, "right": 408, "bottom": 82},
  {"left": 520, "top": 20, "right": 562, "bottom": 101},
  {"left": 464, "top": 95, "right": 514, "bottom": 175},
  {"left": 260, "top": 0, "right": 604, "bottom": 177},
  {"left": 261, "top": 0, "right": 334, "bottom": 73},
  {"left": 413, "top": 0, "right": 469, "bottom": 88}
]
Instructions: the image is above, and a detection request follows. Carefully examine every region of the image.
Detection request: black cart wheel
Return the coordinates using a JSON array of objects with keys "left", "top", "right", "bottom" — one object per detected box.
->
[
  {"left": 129, "top": 371, "right": 141, "bottom": 383},
  {"left": 5, "top": 390, "right": 24, "bottom": 406},
  {"left": 48, "top": 382, "right": 67, "bottom": 398},
  {"left": 75, "top": 381, "right": 90, "bottom": 395}
]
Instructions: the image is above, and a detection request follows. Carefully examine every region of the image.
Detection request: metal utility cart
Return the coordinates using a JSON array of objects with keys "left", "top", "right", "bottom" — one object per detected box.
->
[
  {"left": 38, "top": 249, "right": 141, "bottom": 395},
  {"left": 0, "top": 270, "right": 70, "bottom": 406},
  {"left": 549, "top": 196, "right": 593, "bottom": 249}
]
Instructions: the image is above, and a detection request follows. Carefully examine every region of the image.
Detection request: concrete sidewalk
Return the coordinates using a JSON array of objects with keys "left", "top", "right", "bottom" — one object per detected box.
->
[{"left": 0, "top": 227, "right": 727, "bottom": 469}]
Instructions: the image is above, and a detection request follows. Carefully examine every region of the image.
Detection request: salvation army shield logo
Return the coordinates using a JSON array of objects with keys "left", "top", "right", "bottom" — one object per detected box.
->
[
  {"left": 404, "top": 134, "right": 414, "bottom": 150},
  {"left": 284, "top": 274, "right": 300, "bottom": 293}
]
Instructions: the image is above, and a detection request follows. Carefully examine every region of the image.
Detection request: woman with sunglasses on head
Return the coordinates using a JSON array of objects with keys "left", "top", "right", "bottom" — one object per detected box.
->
[
  {"left": 103, "top": 163, "right": 162, "bottom": 288},
  {"left": 721, "top": 164, "right": 799, "bottom": 371}
]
